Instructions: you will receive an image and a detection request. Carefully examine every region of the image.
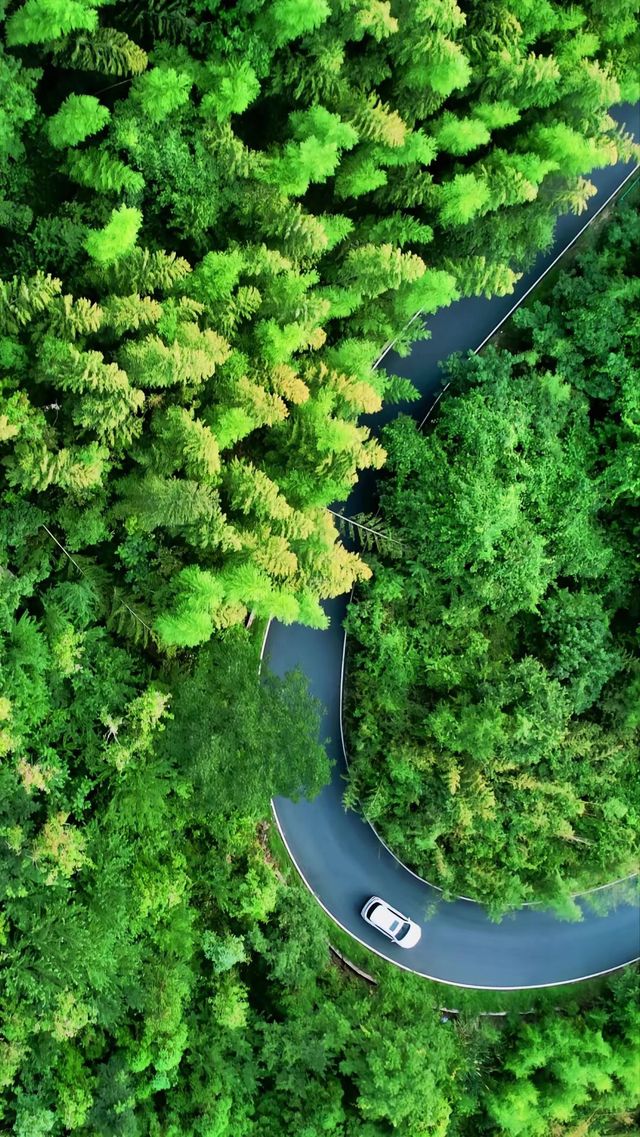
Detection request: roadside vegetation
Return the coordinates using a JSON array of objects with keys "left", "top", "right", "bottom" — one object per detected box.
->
[
  {"left": 1, "top": 1, "right": 639, "bottom": 1134},
  {"left": 2, "top": 0, "right": 639, "bottom": 645},
  {"left": 345, "top": 201, "right": 640, "bottom": 916},
  {"left": 269, "top": 833, "right": 640, "bottom": 1137}
]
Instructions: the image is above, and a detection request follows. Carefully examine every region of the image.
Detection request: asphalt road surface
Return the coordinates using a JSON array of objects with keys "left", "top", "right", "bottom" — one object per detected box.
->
[{"left": 265, "top": 104, "right": 640, "bottom": 989}]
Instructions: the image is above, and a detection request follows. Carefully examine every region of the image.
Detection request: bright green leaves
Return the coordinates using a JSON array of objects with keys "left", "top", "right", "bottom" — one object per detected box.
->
[
  {"left": 484, "top": 49, "right": 561, "bottom": 108},
  {"left": 55, "top": 25, "right": 148, "bottom": 76},
  {"left": 117, "top": 323, "right": 230, "bottom": 387},
  {"left": 224, "top": 458, "right": 296, "bottom": 523},
  {"left": 340, "top": 243, "right": 426, "bottom": 298},
  {"left": 153, "top": 560, "right": 298, "bottom": 647},
  {"left": 359, "top": 211, "right": 433, "bottom": 248},
  {"left": 67, "top": 149, "right": 144, "bottom": 195},
  {"left": 99, "top": 247, "right": 192, "bottom": 294},
  {"left": 208, "top": 405, "right": 257, "bottom": 451},
  {"left": 390, "top": 266, "right": 459, "bottom": 321},
  {"left": 187, "top": 249, "right": 246, "bottom": 309},
  {"left": 148, "top": 406, "right": 221, "bottom": 482},
  {"left": 350, "top": 0, "right": 399, "bottom": 41},
  {"left": 3, "top": 0, "right": 636, "bottom": 662},
  {"left": 220, "top": 562, "right": 299, "bottom": 623},
  {"left": 84, "top": 205, "right": 142, "bottom": 266},
  {"left": 130, "top": 66, "right": 192, "bottom": 123},
  {"left": 473, "top": 101, "right": 521, "bottom": 129},
  {"left": 525, "top": 121, "right": 618, "bottom": 175},
  {"left": 0, "top": 48, "right": 40, "bottom": 163},
  {"left": 254, "top": 318, "right": 316, "bottom": 364},
  {"left": 484, "top": 977, "right": 640, "bottom": 1136},
  {"left": 255, "top": 0, "right": 331, "bottom": 48},
  {"left": 0, "top": 2, "right": 639, "bottom": 1131},
  {"left": 442, "top": 255, "right": 521, "bottom": 298},
  {"left": 47, "top": 94, "right": 110, "bottom": 149},
  {"left": 101, "top": 292, "right": 162, "bottom": 335},
  {"left": 403, "top": 32, "right": 471, "bottom": 100},
  {"left": 437, "top": 172, "right": 492, "bottom": 226},
  {"left": 317, "top": 213, "right": 354, "bottom": 250},
  {"left": 154, "top": 565, "right": 225, "bottom": 647},
  {"left": 36, "top": 335, "right": 144, "bottom": 448},
  {"left": 291, "top": 103, "right": 359, "bottom": 151},
  {"left": 334, "top": 151, "right": 388, "bottom": 198},
  {"left": 5, "top": 0, "right": 99, "bottom": 46},
  {"left": 379, "top": 126, "right": 438, "bottom": 167},
  {"left": 434, "top": 111, "right": 491, "bottom": 155},
  {"left": 115, "top": 472, "right": 229, "bottom": 548},
  {"left": 0, "top": 270, "right": 62, "bottom": 333},
  {"left": 199, "top": 61, "right": 260, "bottom": 121},
  {"left": 6, "top": 433, "right": 109, "bottom": 494},
  {"left": 261, "top": 107, "right": 358, "bottom": 196},
  {"left": 346, "top": 93, "right": 407, "bottom": 147},
  {"left": 485, "top": 151, "right": 558, "bottom": 209}
]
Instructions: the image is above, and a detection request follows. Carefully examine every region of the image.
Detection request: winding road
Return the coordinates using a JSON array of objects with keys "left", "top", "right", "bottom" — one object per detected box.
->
[{"left": 265, "top": 104, "right": 640, "bottom": 989}]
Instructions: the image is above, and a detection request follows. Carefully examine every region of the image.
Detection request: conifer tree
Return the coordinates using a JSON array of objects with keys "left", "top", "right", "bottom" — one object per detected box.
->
[
  {"left": 130, "top": 65, "right": 193, "bottom": 123},
  {"left": 67, "top": 149, "right": 145, "bottom": 195},
  {"left": 37, "top": 336, "right": 145, "bottom": 446},
  {"left": 255, "top": 0, "right": 331, "bottom": 48},
  {"left": 47, "top": 94, "right": 110, "bottom": 149},
  {"left": 5, "top": 0, "right": 100, "bottom": 46},
  {"left": 53, "top": 25, "right": 148, "bottom": 75},
  {"left": 83, "top": 205, "right": 143, "bottom": 266}
]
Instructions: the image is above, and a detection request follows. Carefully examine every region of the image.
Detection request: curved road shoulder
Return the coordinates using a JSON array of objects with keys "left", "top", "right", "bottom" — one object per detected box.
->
[{"left": 266, "top": 121, "right": 640, "bottom": 989}]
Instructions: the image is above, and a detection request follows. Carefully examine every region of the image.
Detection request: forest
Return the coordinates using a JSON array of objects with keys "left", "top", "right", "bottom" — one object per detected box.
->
[
  {"left": 1, "top": 0, "right": 639, "bottom": 1134},
  {"left": 345, "top": 200, "right": 640, "bottom": 917}
]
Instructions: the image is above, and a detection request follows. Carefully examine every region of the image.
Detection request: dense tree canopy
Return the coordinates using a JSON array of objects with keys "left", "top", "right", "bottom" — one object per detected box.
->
[
  {"left": 1, "top": 629, "right": 638, "bottom": 1137},
  {"left": 1, "top": 2, "right": 639, "bottom": 1134},
  {"left": 1, "top": 0, "right": 638, "bottom": 645},
  {"left": 345, "top": 201, "right": 640, "bottom": 915},
  {"left": 0, "top": 594, "right": 331, "bottom": 1130}
]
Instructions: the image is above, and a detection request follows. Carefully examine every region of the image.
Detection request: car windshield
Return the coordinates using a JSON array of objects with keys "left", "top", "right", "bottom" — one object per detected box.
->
[{"left": 396, "top": 921, "right": 412, "bottom": 940}]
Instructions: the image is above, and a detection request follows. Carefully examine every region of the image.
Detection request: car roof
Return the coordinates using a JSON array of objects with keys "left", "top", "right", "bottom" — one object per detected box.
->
[{"left": 369, "top": 898, "right": 405, "bottom": 931}]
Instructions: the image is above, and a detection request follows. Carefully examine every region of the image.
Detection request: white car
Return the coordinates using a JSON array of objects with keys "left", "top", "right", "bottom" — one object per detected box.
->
[{"left": 361, "top": 896, "right": 422, "bottom": 949}]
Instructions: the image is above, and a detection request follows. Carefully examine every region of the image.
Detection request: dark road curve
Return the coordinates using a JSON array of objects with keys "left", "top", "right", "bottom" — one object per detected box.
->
[{"left": 265, "top": 105, "right": 640, "bottom": 989}]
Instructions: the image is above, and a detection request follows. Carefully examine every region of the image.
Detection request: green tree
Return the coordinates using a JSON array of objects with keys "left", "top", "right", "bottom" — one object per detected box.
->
[
  {"left": 5, "top": 0, "right": 99, "bottom": 47},
  {"left": 480, "top": 972, "right": 640, "bottom": 1136},
  {"left": 84, "top": 203, "right": 142, "bottom": 264},
  {"left": 130, "top": 65, "right": 193, "bottom": 123},
  {"left": 161, "top": 629, "right": 330, "bottom": 818},
  {"left": 47, "top": 94, "right": 110, "bottom": 149}
]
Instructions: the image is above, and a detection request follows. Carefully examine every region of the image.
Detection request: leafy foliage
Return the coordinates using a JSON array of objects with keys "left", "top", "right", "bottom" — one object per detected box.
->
[
  {"left": 1, "top": 0, "right": 638, "bottom": 643},
  {"left": 345, "top": 203, "right": 640, "bottom": 914},
  {"left": 46, "top": 94, "right": 111, "bottom": 149},
  {"left": 0, "top": 3, "right": 638, "bottom": 1134},
  {"left": 83, "top": 204, "right": 143, "bottom": 265}
]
